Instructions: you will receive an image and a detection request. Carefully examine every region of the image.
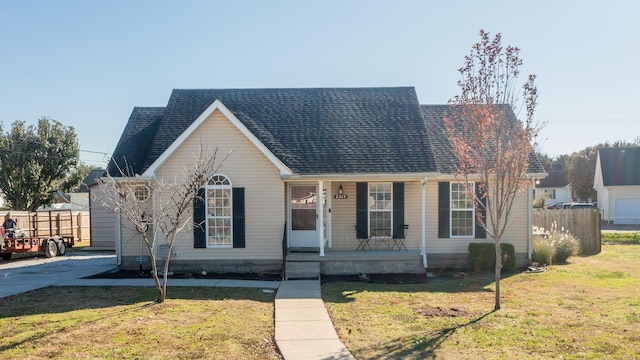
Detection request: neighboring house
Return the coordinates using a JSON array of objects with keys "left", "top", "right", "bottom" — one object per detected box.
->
[
  {"left": 594, "top": 147, "right": 640, "bottom": 225},
  {"left": 99, "top": 87, "right": 545, "bottom": 274},
  {"left": 534, "top": 170, "right": 573, "bottom": 205},
  {"left": 38, "top": 170, "right": 103, "bottom": 212}
]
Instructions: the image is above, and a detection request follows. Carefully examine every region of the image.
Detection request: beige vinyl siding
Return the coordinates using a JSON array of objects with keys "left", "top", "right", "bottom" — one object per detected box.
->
[
  {"left": 329, "top": 181, "right": 423, "bottom": 251},
  {"left": 124, "top": 109, "right": 285, "bottom": 261},
  {"left": 329, "top": 182, "right": 357, "bottom": 250},
  {"left": 425, "top": 181, "right": 530, "bottom": 254},
  {"left": 88, "top": 186, "right": 116, "bottom": 249}
]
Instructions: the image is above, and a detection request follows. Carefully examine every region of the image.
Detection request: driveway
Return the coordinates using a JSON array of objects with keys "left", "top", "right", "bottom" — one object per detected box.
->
[{"left": 0, "top": 251, "right": 116, "bottom": 298}]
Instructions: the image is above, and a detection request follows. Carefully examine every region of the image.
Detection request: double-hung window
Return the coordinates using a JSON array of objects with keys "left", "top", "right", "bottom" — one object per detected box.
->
[
  {"left": 450, "top": 182, "right": 474, "bottom": 237},
  {"left": 369, "top": 183, "right": 392, "bottom": 237},
  {"left": 206, "top": 175, "right": 232, "bottom": 247}
]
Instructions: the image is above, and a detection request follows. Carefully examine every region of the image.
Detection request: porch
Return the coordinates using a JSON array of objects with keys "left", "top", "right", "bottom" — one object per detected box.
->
[{"left": 285, "top": 248, "right": 425, "bottom": 278}]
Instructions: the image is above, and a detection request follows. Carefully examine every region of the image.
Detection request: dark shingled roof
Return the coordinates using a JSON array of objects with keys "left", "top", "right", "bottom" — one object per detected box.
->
[
  {"left": 107, "top": 107, "right": 165, "bottom": 176},
  {"left": 537, "top": 170, "right": 569, "bottom": 188},
  {"left": 420, "top": 104, "right": 545, "bottom": 174},
  {"left": 110, "top": 87, "right": 438, "bottom": 176},
  {"left": 599, "top": 147, "right": 640, "bottom": 186}
]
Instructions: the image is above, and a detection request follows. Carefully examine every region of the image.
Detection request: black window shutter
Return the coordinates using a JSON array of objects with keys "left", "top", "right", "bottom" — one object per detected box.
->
[
  {"left": 438, "top": 182, "right": 450, "bottom": 238},
  {"left": 355, "top": 182, "right": 368, "bottom": 238},
  {"left": 475, "top": 182, "right": 487, "bottom": 239},
  {"left": 232, "top": 187, "right": 246, "bottom": 248},
  {"left": 392, "top": 182, "right": 404, "bottom": 238},
  {"left": 193, "top": 188, "right": 206, "bottom": 248}
]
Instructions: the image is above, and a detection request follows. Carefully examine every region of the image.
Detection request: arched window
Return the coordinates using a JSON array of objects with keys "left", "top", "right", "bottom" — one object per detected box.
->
[{"left": 206, "top": 174, "right": 232, "bottom": 247}]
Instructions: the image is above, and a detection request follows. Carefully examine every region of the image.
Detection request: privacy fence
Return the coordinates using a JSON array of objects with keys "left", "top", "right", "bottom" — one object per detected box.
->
[
  {"left": 532, "top": 208, "right": 601, "bottom": 254},
  {"left": 1, "top": 210, "right": 90, "bottom": 242}
]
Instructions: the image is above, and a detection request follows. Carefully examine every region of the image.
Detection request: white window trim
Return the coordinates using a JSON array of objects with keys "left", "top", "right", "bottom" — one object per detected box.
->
[
  {"left": 450, "top": 182, "right": 475, "bottom": 238},
  {"left": 133, "top": 184, "right": 150, "bottom": 202},
  {"left": 206, "top": 174, "right": 233, "bottom": 248},
  {"left": 368, "top": 182, "right": 393, "bottom": 237}
]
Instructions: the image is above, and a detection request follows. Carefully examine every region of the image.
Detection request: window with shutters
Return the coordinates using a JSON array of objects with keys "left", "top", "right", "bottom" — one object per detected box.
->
[
  {"left": 369, "top": 183, "right": 392, "bottom": 237},
  {"left": 206, "top": 174, "right": 232, "bottom": 247},
  {"left": 451, "top": 182, "right": 474, "bottom": 237}
]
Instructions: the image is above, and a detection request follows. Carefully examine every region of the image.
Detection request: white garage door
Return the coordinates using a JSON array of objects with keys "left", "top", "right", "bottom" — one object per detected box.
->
[{"left": 614, "top": 198, "right": 640, "bottom": 225}]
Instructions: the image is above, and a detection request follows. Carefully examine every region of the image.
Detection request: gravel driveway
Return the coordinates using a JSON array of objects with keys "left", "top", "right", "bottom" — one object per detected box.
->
[{"left": 0, "top": 251, "right": 116, "bottom": 298}]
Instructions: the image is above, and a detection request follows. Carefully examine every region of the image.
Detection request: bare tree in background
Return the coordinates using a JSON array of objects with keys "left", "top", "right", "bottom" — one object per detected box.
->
[
  {"left": 446, "top": 30, "right": 540, "bottom": 311},
  {"left": 97, "top": 146, "right": 229, "bottom": 303}
]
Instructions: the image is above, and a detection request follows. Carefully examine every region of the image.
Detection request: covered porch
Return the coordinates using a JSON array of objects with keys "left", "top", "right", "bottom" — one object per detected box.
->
[{"left": 285, "top": 177, "right": 434, "bottom": 270}]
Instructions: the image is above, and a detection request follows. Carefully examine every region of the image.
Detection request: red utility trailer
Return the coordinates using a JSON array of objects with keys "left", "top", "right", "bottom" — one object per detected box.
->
[{"left": 1, "top": 212, "right": 75, "bottom": 260}]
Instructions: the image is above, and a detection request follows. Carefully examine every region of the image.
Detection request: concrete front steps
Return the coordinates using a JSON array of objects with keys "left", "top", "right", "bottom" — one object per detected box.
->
[{"left": 285, "top": 261, "right": 320, "bottom": 280}]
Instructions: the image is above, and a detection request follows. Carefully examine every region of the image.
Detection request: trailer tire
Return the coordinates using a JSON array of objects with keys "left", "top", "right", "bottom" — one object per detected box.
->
[
  {"left": 1, "top": 253, "right": 11, "bottom": 260},
  {"left": 56, "top": 240, "right": 66, "bottom": 256},
  {"left": 44, "top": 239, "right": 57, "bottom": 258}
]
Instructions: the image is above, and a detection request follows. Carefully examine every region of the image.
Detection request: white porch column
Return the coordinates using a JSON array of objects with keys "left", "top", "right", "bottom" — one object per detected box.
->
[
  {"left": 326, "top": 182, "right": 332, "bottom": 248},
  {"left": 318, "top": 180, "right": 325, "bottom": 256},
  {"left": 421, "top": 177, "right": 428, "bottom": 268}
]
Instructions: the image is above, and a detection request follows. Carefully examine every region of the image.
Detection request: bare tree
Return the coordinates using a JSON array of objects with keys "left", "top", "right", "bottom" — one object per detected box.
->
[
  {"left": 97, "top": 146, "right": 229, "bottom": 303},
  {"left": 445, "top": 30, "right": 540, "bottom": 310}
]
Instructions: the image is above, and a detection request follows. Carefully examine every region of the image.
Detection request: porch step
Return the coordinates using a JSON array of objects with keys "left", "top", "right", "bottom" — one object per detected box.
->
[{"left": 285, "top": 261, "right": 320, "bottom": 280}]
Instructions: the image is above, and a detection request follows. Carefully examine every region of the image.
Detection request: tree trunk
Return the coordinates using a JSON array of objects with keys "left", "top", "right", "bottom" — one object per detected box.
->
[
  {"left": 149, "top": 249, "right": 165, "bottom": 303},
  {"left": 494, "top": 238, "right": 502, "bottom": 311}
]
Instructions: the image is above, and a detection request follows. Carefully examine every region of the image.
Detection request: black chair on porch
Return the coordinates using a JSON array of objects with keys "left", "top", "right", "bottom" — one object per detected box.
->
[
  {"left": 354, "top": 224, "right": 371, "bottom": 251},
  {"left": 392, "top": 224, "right": 409, "bottom": 250}
]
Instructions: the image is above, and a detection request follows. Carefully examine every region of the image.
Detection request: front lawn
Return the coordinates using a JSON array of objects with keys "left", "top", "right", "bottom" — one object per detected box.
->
[
  {"left": 0, "top": 287, "right": 280, "bottom": 359},
  {"left": 323, "top": 244, "right": 640, "bottom": 359}
]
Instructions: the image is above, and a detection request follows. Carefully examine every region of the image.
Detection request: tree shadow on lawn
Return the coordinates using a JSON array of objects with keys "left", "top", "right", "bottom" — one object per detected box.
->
[
  {"left": 370, "top": 310, "right": 496, "bottom": 359},
  {"left": 0, "top": 285, "right": 275, "bottom": 319}
]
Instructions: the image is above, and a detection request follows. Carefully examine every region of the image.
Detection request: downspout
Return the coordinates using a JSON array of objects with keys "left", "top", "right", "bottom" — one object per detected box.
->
[
  {"left": 116, "top": 208, "right": 122, "bottom": 266},
  {"left": 318, "top": 180, "right": 325, "bottom": 256},
  {"left": 421, "top": 177, "right": 428, "bottom": 268}
]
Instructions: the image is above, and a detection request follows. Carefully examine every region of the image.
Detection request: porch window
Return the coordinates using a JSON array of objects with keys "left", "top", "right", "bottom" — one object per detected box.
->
[
  {"left": 206, "top": 174, "right": 232, "bottom": 247},
  {"left": 369, "top": 183, "right": 392, "bottom": 237},
  {"left": 450, "top": 182, "right": 474, "bottom": 237}
]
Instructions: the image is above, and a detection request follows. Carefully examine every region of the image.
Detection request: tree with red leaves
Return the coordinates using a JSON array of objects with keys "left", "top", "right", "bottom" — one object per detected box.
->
[{"left": 445, "top": 30, "right": 540, "bottom": 311}]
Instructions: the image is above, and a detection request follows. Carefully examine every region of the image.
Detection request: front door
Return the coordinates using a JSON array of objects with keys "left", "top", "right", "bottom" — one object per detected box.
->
[{"left": 290, "top": 184, "right": 318, "bottom": 247}]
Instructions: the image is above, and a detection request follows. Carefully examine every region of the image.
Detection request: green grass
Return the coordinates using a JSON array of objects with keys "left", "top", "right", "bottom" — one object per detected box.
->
[
  {"left": 602, "top": 231, "right": 640, "bottom": 244},
  {"left": 0, "top": 287, "right": 279, "bottom": 359},
  {"left": 323, "top": 245, "right": 640, "bottom": 359}
]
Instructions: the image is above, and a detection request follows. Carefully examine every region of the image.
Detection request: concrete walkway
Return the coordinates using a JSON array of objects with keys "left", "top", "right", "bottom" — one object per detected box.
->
[{"left": 275, "top": 280, "right": 355, "bottom": 360}]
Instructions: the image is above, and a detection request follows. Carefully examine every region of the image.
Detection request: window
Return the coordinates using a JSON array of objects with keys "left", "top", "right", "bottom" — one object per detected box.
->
[
  {"left": 450, "top": 182, "right": 474, "bottom": 237},
  {"left": 369, "top": 183, "right": 392, "bottom": 237},
  {"left": 206, "top": 174, "right": 232, "bottom": 247},
  {"left": 133, "top": 185, "right": 150, "bottom": 202}
]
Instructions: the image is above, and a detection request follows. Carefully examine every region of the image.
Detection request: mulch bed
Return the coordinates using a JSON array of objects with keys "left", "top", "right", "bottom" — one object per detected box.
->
[{"left": 86, "top": 269, "right": 281, "bottom": 281}]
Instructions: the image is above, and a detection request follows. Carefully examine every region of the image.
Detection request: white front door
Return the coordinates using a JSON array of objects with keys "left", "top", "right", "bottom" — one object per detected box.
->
[{"left": 290, "top": 184, "right": 318, "bottom": 247}]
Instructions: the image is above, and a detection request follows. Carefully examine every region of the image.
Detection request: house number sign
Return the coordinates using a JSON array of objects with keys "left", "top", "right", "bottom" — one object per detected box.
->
[{"left": 334, "top": 194, "right": 348, "bottom": 199}]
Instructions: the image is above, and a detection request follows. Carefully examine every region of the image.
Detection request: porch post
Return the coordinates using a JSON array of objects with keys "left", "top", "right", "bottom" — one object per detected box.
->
[
  {"left": 421, "top": 177, "right": 428, "bottom": 268},
  {"left": 318, "top": 180, "right": 325, "bottom": 256}
]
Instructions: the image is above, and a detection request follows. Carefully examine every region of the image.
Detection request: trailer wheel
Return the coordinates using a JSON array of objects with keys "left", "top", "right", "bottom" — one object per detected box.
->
[
  {"left": 56, "top": 240, "right": 66, "bottom": 256},
  {"left": 1, "top": 253, "right": 11, "bottom": 260},
  {"left": 44, "top": 239, "right": 57, "bottom": 258}
]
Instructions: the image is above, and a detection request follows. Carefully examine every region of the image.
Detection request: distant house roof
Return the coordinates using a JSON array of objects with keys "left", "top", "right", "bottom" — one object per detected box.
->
[
  {"left": 536, "top": 170, "right": 569, "bottom": 188},
  {"left": 420, "top": 104, "right": 545, "bottom": 174},
  {"left": 598, "top": 147, "right": 640, "bottom": 186},
  {"left": 78, "top": 169, "right": 107, "bottom": 192},
  {"left": 108, "top": 87, "right": 545, "bottom": 177}
]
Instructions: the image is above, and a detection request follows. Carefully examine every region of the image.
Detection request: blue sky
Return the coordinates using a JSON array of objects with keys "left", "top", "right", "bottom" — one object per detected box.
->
[{"left": 1, "top": 1, "right": 638, "bottom": 167}]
